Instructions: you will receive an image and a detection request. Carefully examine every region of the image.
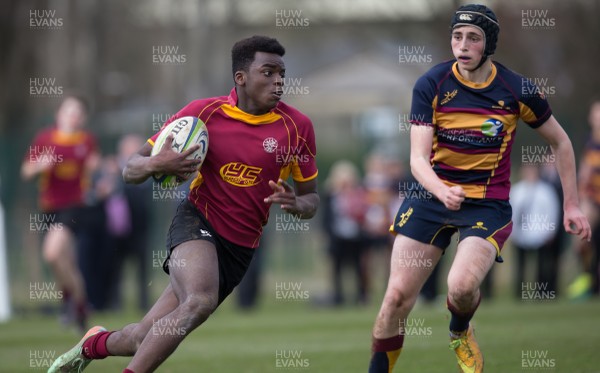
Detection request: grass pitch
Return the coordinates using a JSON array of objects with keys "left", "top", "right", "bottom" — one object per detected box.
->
[{"left": 1, "top": 296, "right": 599, "bottom": 373}]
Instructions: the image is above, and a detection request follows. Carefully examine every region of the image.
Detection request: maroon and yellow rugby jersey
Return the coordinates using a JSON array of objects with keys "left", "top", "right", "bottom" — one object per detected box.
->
[
  {"left": 149, "top": 88, "right": 318, "bottom": 248},
  {"left": 582, "top": 139, "right": 600, "bottom": 205},
  {"left": 26, "top": 127, "right": 97, "bottom": 212},
  {"left": 410, "top": 60, "right": 552, "bottom": 200}
]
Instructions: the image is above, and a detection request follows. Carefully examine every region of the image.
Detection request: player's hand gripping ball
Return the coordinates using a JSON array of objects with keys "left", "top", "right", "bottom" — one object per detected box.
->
[{"left": 151, "top": 116, "right": 209, "bottom": 188}]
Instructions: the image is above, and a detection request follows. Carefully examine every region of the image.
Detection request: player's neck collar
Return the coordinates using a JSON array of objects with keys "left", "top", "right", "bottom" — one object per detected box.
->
[
  {"left": 452, "top": 61, "right": 496, "bottom": 89},
  {"left": 224, "top": 88, "right": 281, "bottom": 125}
]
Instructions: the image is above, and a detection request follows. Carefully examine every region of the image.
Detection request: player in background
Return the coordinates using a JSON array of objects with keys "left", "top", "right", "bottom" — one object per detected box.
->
[
  {"left": 49, "top": 35, "right": 319, "bottom": 373},
  {"left": 571, "top": 99, "right": 600, "bottom": 298},
  {"left": 368, "top": 4, "right": 591, "bottom": 373},
  {"left": 21, "top": 95, "right": 99, "bottom": 331}
]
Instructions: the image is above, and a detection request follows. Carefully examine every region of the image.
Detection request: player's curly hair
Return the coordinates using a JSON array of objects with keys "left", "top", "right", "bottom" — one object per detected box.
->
[{"left": 231, "top": 35, "right": 285, "bottom": 77}]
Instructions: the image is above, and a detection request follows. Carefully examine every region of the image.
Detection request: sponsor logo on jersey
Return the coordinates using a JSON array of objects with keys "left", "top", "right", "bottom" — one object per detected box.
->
[
  {"left": 458, "top": 13, "right": 473, "bottom": 21},
  {"left": 220, "top": 162, "right": 262, "bottom": 187},
  {"left": 481, "top": 119, "right": 504, "bottom": 137}
]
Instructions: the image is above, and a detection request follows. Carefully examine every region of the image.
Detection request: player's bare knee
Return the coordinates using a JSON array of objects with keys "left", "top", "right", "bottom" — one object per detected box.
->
[
  {"left": 383, "top": 286, "right": 412, "bottom": 310},
  {"left": 178, "top": 294, "right": 218, "bottom": 329},
  {"left": 447, "top": 282, "right": 477, "bottom": 308}
]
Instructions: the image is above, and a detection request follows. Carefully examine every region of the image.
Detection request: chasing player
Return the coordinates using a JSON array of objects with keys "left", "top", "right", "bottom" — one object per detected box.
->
[
  {"left": 49, "top": 35, "right": 319, "bottom": 373},
  {"left": 368, "top": 4, "right": 591, "bottom": 373},
  {"left": 22, "top": 95, "right": 98, "bottom": 331}
]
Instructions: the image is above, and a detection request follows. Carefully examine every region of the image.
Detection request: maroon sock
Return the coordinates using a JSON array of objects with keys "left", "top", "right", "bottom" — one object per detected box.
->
[
  {"left": 82, "top": 331, "right": 113, "bottom": 359},
  {"left": 123, "top": 369, "right": 135, "bottom": 373},
  {"left": 369, "top": 335, "right": 404, "bottom": 373},
  {"left": 371, "top": 334, "right": 404, "bottom": 353}
]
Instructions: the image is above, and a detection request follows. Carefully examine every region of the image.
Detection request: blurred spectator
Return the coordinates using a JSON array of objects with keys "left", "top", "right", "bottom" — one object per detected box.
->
[
  {"left": 363, "top": 152, "right": 404, "bottom": 296},
  {"left": 78, "top": 154, "right": 119, "bottom": 310},
  {"left": 106, "top": 134, "right": 152, "bottom": 311},
  {"left": 323, "top": 160, "right": 369, "bottom": 305},
  {"left": 20, "top": 95, "right": 99, "bottom": 330},
  {"left": 510, "top": 163, "right": 561, "bottom": 298},
  {"left": 571, "top": 100, "right": 600, "bottom": 298},
  {"left": 540, "top": 162, "right": 567, "bottom": 295}
]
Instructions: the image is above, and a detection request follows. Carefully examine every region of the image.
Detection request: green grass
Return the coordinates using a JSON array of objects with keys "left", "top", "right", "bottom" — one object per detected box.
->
[{"left": 1, "top": 297, "right": 599, "bottom": 373}]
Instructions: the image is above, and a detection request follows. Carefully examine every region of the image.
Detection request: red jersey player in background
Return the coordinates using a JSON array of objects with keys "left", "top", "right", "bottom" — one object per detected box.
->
[
  {"left": 49, "top": 35, "right": 319, "bottom": 373},
  {"left": 21, "top": 95, "right": 99, "bottom": 331}
]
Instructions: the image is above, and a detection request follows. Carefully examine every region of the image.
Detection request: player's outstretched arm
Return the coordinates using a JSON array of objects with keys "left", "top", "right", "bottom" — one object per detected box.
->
[
  {"left": 264, "top": 178, "right": 319, "bottom": 219},
  {"left": 535, "top": 115, "right": 592, "bottom": 241},
  {"left": 123, "top": 136, "right": 201, "bottom": 184},
  {"left": 20, "top": 157, "right": 52, "bottom": 181},
  {"left": 410, "top": 125, "right": 465, "bottom": 210}
]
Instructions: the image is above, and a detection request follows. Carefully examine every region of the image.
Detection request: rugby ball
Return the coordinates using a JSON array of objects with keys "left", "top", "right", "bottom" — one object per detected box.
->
[{"left": 151, "top": 116, "right": 209, "bottom": 188}]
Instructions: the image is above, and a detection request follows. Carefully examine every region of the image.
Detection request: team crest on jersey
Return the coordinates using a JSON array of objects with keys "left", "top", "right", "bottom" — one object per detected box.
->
[
  {"left": 397, "top": 207, "right": 414, "bottom": 228},
  {"left": 471, "top": 221, "right": 488, "bottom": 231},
  {"left": 263, "top": 137, "right": 278, "bottom": 153},
  {"left": 440, "top": 89, "right": 458, "bottom": 105},
  {"left": 220, "top": 162, "right": 262, "bottom": 187},
  {"left": 481, "top": 119, "right": 503, "bottom": 137}
]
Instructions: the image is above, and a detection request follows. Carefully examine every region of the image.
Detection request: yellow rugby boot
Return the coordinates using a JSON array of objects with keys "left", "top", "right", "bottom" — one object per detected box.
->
[{"left": 449, "top": 325, "right": 483, "bottom": 373}]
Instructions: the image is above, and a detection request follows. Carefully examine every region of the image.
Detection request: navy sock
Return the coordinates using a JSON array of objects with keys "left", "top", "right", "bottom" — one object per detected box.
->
[{"left": 447, "top": 295, "right": 481, "bottom": 334}]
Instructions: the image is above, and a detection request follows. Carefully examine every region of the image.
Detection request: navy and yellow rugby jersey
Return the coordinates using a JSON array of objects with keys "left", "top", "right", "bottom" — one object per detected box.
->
[
  {"left": 410, "top": 60, "right": 552, "bottom": 200},
  {"left": 149, "top": 88, "right": 318, "bottom": 248}
]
